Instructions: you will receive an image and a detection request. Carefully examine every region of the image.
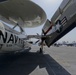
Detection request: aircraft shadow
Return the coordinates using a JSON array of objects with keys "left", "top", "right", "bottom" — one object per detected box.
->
[{"left": 0, "top": 51, "right": 71, "bottom": 75}]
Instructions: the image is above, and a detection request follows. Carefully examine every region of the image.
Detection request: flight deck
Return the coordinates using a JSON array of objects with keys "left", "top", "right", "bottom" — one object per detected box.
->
[{"left": 0, "top": 46, "right": 76, "bottom": 75}]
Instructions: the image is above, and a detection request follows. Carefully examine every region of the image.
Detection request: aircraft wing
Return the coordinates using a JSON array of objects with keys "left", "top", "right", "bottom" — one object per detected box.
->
[
  {"left": 0, "top": 0, "right": 47, "bottom": 28},
  {"left": 42, "top": 0, "right": 76, "bottom": 47},
  {"left": 23, "top": 35, "right": 41, "bottom": 40}
]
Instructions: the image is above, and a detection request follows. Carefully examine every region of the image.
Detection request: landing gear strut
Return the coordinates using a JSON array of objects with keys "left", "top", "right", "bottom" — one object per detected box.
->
[{"left": 39, "top": 37, "right": 45, "bottom": 54}]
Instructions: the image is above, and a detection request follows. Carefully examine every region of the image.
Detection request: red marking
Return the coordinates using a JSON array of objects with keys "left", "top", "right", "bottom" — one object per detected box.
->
[{"left": 45, "top": 21, "right": 53, "bottom": 34}]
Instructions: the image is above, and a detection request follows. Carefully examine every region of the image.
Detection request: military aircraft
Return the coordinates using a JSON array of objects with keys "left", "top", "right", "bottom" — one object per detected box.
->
[
  {"left": 0, "top": 0, "right": 76, "bottom": 53},
  {"left": 0, "top": 0, "right": 47, "bottom": 53}
]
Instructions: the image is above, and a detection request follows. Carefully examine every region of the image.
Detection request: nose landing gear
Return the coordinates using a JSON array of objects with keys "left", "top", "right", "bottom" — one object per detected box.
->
[
  {"left": 39, "top": 46, "right": 43, "bottom": 54},
  {"left": 39, "top": 36, "right": 45, "bottom": 54}
]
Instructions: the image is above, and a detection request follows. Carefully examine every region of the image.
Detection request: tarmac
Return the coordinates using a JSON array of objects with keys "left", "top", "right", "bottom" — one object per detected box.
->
[{"left": 0, "top": 45, "right": 76, "bottom": 75}]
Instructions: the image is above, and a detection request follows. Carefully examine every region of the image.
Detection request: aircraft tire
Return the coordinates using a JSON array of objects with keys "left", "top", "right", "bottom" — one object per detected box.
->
[{"left": 39, "top": 48, "right": 43, "bottom": 54}]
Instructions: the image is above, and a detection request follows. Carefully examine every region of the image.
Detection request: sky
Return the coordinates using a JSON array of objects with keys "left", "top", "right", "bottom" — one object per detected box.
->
[{"left": 25, "top": 0, "right": 76, "bottom": 43}]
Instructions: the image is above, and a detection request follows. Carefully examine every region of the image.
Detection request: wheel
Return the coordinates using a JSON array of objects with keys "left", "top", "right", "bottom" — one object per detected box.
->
[{"left": 39, "top": 48, "right": 43, "bottom": 54}]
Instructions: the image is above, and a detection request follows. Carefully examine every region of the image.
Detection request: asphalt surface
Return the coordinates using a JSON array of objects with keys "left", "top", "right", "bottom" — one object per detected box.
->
[{"left": 0, "top": 46, "right": 76, "bottom": 75}]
